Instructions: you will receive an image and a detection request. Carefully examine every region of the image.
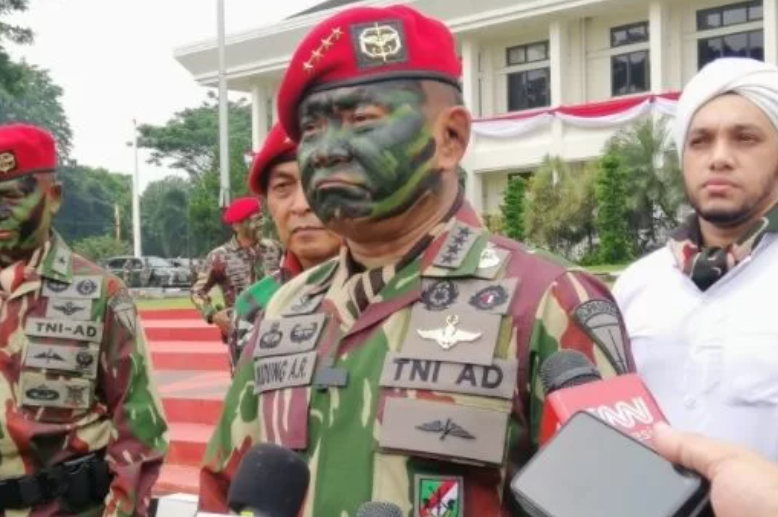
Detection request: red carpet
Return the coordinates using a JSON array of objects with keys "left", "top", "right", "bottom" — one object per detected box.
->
[{"left": 141, "top": 308, "right": 230, "bottom": 497}]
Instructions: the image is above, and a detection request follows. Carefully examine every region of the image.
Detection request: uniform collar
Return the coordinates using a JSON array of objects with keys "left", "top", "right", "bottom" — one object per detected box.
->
[{"left": 38, "top": 231, "right": 74, "bottom": 283}]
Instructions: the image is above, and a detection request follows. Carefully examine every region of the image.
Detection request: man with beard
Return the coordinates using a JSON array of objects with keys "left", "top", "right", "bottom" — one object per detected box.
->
[
  {"left": 226, "top": 123, "right": 342, "bottom": 371},
  {"left": 198, "top": 6, "right": 633, "bottom": 515},
  {"left": 614, "top": 57, "right": 778, "bottom": 462},
  {"left": 0, "top": 124, "right": 167, "bottom": 516},
  {"left": 191, "top": 196, "right": 282, "bottom": 341}
]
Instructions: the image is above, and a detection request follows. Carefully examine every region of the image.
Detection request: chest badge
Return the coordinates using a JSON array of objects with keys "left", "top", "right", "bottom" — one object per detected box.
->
[{"left": 416, "top": 315, "right": 482, "bottom": 351}]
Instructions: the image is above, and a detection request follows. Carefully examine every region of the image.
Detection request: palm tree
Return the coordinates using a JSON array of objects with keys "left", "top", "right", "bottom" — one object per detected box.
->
[{"left": 604, "top": 117, "right": 687, "bottom": 254}]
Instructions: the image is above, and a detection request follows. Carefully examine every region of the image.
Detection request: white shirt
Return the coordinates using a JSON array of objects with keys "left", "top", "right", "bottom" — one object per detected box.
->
[{"left": 613, "top": 235, "right": 778, "bottom": 461}]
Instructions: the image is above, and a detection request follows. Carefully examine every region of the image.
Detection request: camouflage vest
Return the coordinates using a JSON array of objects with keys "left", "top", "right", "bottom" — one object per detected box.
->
[{"left": 243, "top": 203, "right": 629, "bottom": 517}]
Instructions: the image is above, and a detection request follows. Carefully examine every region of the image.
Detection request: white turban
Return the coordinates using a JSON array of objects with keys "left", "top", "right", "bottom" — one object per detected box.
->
[{"left": 674, "top": 57, "right": 778, "bottom": 159}]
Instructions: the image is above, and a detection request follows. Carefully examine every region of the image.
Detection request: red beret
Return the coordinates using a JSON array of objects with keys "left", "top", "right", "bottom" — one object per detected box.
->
[
  {"left": 277, "top": 5, "right": 461, "bottom": 141},
  {"left": 0, "top": 124, "right": 57, "bottom": 181},
  {"left": 223, "top": 196, "right": 261, "bottom": 224},
  {"left": 247, "top": 123, "right": 297, "bottom": 195}
]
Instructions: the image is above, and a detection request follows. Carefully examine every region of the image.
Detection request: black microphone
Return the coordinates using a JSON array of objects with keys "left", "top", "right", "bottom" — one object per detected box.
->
[
  {"left": 356, "top": 502, "right": 404, "bottom": 517},
  {"left": 227, "top": 443, "right": 309, "bottom": 517},
  {"left": 511, "top": 411, "right": 712, "bottom": 517}
]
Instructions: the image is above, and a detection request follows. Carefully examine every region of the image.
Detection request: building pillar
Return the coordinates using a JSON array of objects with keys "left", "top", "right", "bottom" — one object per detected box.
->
[
  {"left": 764, "top": 0, "right": 778, "bottom": 65},
  {"left": 251, "top": 83, "right": 269, "bottom": 150},
  {"left": 549, "top": 20, "right": 568, "bottom": 106},
  {"left": 649, "top": 1, "right": 668, "bottom": 93},
  {"left": 481, "top": 44, "right": 495, "bottom": 117},
  {"left": 460, "top": 36, "right": 480, "bottom": 116}
]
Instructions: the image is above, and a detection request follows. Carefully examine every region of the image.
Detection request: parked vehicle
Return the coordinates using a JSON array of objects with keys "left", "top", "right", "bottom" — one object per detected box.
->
[{"left": 103, "top": 256, "right": 191, "bottom": 288}]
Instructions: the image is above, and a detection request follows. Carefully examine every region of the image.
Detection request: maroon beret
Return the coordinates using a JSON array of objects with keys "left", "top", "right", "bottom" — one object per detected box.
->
[
  {"left": 277, "top": 4, "right": 461, "bottom": 141},
  {"left": 248, "top": 123, "right": 297, "bottom": 195},
  {"left": 223, "top": 196, "right": 261, "bottom": 224},
  {"left": 0, "top": 124, "right": 57, "bottom": 181}
]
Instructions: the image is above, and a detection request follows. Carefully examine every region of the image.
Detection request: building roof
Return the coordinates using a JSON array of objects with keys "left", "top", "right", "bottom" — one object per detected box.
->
[{"left": 289, "top": 0, "right": 362, "bottom": 18}]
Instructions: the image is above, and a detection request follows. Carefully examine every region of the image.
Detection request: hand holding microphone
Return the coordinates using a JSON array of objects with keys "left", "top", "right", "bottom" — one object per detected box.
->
[{"left": 653, "top": 423, "right": 778, "bottom": 517}]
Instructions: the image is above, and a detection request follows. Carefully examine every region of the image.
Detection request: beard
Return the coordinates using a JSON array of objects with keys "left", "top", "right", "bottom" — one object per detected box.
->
[{"left": 686, "top": 174, "right": 778, "bottom": 229}]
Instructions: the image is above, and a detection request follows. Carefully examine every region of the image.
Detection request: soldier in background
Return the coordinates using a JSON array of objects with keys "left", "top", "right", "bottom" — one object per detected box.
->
[
  {"left": 226, "top": 124, "right": 341, "bottom": 371},
  {"left": 0, "top": 124, "right": 167, "bottom": 516},
  {"left": 198, "top": 6, "right": 634, "bottom": 515},
  {"left": 190, "top": 196, "right": 282, "bottom": 342}
]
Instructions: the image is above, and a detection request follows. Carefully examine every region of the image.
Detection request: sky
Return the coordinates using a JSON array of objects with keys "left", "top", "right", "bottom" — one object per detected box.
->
[{"left": 7, "top": 0, "right": 324, "bottom": 191}]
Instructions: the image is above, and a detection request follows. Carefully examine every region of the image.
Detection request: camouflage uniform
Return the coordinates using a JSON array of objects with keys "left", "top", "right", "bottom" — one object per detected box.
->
[
  {"left": 0, "top": 232, "right": 168, "bottom": 517},
  {"left": 199, "top": 201, "right": 633, "bottom": 516},
  {"left": 190, "top": 236, "right": 282, "bottom": 324},
  {"left": 227, "top": 253, "right": 303, "bottom": 373}
]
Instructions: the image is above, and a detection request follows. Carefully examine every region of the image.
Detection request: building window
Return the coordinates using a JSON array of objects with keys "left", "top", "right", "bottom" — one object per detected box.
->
[
  {"left": 611, "top": 22, "right": 649, "bottom": 47},
  {"left": 505, "top": 41, "right": 550, "bottom": 111},
  {"left": 506, "top": 41, "right": 549, "bottom": 66},
  {"left": 612, "top": 50, "right": 650, "bottom": 96},
  {"left": 697, "top": 1, "right": 762, "bottom": 31},
  {"left": 507, "top": 69, "right": 550, "bottom": 111},
  {"left": 698, "top": 29, "right": 764, "bottom": 68},
  {"left": 609, "top": 21, "right": 650, "bottom": 97}
]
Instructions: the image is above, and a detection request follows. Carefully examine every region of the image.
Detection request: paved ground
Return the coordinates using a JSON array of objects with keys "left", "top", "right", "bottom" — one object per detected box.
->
[{"left": 139, "top": 308, "right": 231, "bottom": 498}]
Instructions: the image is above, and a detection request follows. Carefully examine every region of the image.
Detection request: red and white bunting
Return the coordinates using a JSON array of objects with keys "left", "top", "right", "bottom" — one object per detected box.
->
[{"left": 472, "top": 92, "right": 680, "bottom": 139}]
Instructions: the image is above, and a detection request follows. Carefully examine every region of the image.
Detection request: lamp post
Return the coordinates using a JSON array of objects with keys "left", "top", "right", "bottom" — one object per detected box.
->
[
  {"left": 217, "top": 0, "right": 230, "bottom": 208},
  {"left": 132, "top": 119, "right": 142, "bottom": 258}
]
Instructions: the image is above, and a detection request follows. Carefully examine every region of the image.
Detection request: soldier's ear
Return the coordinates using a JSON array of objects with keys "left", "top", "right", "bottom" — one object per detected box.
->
[
  {"left": 48, "top": 180, "right": 62, "bottom": 215},
  {"left": 434, "top": 105, "right": 471, "bottom": 174}
]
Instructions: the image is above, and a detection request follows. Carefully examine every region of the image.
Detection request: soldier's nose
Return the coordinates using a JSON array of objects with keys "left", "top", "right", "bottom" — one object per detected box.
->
[
  {"left": 0, "top": 205, "right": 12, "bottom": 220},
  {"left": 311, "top": 139, "right": 352, "bottom": 169}
]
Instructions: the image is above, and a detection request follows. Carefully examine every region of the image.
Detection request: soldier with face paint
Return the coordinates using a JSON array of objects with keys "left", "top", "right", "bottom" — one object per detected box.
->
[
  {"left": 0, "top": 124, "right": 168, "bottom": 517},
  {"left": 198, "top": 6, "right": 634, "bottom": 516},
  {"left": 190, "top": 196, "right": 283, "bottom": 341}
]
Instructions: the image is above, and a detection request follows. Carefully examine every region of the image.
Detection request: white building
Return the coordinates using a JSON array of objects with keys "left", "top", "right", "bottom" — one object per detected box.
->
[{"left": 175, "top": 0, "right": 774, "bottom": 216}]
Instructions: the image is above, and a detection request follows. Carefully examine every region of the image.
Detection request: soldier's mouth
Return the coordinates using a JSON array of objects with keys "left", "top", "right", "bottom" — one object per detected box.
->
[{"left": 0, "top": 229, "right": 15, "bottom": 240}]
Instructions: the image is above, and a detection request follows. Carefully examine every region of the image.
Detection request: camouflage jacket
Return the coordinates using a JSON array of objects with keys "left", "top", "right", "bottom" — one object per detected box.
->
[
  {"left": 0, "top": 232, "right": 168, "bottom": 517},
  {"left": 191, "top": 236, "right": 283, "bottom": 321},
  {"left": 199, "top": 202, "right": 634, "bottom": 516},
  {"left": 228, "top": 253, "right": 304, "bottom": 372}
]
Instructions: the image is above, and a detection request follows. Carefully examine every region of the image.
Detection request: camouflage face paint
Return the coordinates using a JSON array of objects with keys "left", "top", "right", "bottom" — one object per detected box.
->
[
  {"left": 0, "top": 175, "right": 56, "bottom": 265},
  {"left": 297, "top": 80, "right": 440, "bottom": 224},
  {"left": 234, "top": 212, "right": 263, "bottom": 243}
]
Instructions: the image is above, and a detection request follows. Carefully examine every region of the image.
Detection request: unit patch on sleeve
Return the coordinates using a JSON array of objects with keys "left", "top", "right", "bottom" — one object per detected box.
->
[{"left": 572, "top": 299, "right": 629, "bottom": 374}]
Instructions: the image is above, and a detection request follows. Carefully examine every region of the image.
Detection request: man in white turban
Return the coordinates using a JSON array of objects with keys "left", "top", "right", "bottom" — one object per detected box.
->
[{"left": 613, "top": 57, "right": 778, "bottom": 462}]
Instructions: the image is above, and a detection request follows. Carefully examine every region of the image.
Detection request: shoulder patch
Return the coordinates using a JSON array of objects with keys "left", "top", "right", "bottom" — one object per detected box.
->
[
  {"left": 572, "top": 299, "right": 629, "bottom": 374},
  {"left": 109, "top": 288, "right": 138, "bottom": 337}
]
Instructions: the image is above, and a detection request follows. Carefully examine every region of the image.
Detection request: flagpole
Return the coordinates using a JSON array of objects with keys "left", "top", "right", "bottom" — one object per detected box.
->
[
  {"left": 217, "top": 0, "right": 230, "bottom": 208},
  {"left": 132, "top": 119, "right": 142, "bottom": 257}
]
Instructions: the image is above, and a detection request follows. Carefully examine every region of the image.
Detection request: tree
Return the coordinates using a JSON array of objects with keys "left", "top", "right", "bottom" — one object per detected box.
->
[
  {"left": 137, "top": 91, "right": 252, "bottom": 191},
  {"left": 500, "top": 176, "right": 526, "bottom": 241},
  {"left": 188, "top": 170, "right": 231, "bottom": 257},
  {"left": 0, "top": 62, "right": 73, "bottom": 158},
  {"left": 525, "top": 156, "right": 598, "bottom": 258},
  {"left": 140, "top": 176, "right": 191, "bottom": 258},
  {"left": 604, "top": 117, "right": 686, "bottom": 254},
  {"left": 595, "top": 153, "right": 632, "bottom": 264},
  {"left": 0, "top": 0, "right": 32, "bottom": 96},
  {"left": 72, "top": 235, "right": 131, "bottom": 263},
  {"left": 55, "top": 166, "right": 132, "bottom": 244}
]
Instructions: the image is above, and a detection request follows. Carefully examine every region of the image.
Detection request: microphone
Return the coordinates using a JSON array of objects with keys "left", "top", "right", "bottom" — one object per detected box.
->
[
  {"left": 538, "top": 350, "right": 666, "bottom": 447},
  {"left": 227, "top": 443, "right": 309, "bottom": 517},
  {"left": 511, "top": 411, "right": 711, "bottom": 517},
  {"left": 356, "top": 502, "right": 404, "bottom": 517}
]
